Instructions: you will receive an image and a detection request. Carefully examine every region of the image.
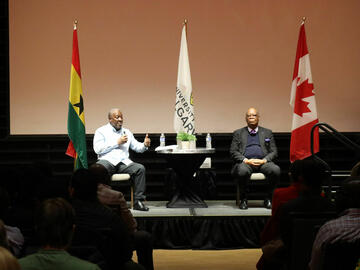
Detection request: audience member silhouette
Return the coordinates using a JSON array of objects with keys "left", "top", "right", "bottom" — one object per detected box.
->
[
  {"left": 89, "top": 163, "right": 137, "bottom": 232},
  {"left": 0, "top": 186, "right": 24, "bottom": 257},
  {"left": 271, "top": 160, "right": 304, "bottom": 215},
  {"left": 257, "top": 159, "right": 304, "bottom": 269},
  {"left": 69, "top": 168, "right": 145, "bottom": 270},
  {"left": 4, "top": 164, "right": 47, "bottom": 233},
  {"left": 89, "top": 163, "right": 154, "bottom": 270},
  {"left": 278, "top": 157, "right": 336, "bottom": 248},
  {"left": 257, "top": 157, "right": 336, "bottom": 270},
  {"left": 309, "top": 177, "right": 360, "bottom": 270},
  {"left": 19, "top": 197, "right": 101, "bottom": 270},
  {"left": 0, "top": 246, "right": 20, "bottom": 270}
]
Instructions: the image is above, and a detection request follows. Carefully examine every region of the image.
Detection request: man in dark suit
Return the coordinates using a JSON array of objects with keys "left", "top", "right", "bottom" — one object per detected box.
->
[{"left": 230, "top": 107, "right": 280, "bottom": 210}]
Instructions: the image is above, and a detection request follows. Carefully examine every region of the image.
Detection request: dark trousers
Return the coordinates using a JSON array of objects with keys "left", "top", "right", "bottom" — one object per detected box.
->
[
  {"left": 134, "top": 230, "right": 154, "bottom": 270},
  {"left": 97, "top": 160, "right": 146, "bottom": 201},
  {"left": 231, "top": 161, "right": 280, "bottom": 200}
]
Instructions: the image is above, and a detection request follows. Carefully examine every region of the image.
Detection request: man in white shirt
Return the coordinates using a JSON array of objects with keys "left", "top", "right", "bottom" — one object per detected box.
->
[{"left": 93, "top": 108, "right": 151, "bottom": 211}]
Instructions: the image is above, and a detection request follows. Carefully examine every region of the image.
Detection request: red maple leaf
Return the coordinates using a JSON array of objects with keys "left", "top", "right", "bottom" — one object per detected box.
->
[{"left": 294, "top": 79, "right": 314, "bottom": 117}]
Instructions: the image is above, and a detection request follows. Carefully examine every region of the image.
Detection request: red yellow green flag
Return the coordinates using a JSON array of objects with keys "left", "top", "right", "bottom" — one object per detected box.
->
[{"left": 66, "top": 21, "right": 88, "bottom": 169}]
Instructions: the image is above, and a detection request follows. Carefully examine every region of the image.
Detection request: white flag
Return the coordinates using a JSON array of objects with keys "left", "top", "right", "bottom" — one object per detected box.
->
[{"left": 174, "top": 22, "right": 195, "bottom": 135}]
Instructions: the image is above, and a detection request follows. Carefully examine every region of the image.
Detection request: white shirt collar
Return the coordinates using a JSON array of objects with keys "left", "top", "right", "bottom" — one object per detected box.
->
[{"left": 247, "top": 126, "right": 259, "bottom": 133}]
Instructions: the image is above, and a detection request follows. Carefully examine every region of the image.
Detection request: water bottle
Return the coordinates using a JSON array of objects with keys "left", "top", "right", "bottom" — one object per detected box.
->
[
  {"left": 206, "top": 133, "right": 212, "bottom": 149},
  {"left": 160, "top": 133, "right": 165, "bottom": 147}
]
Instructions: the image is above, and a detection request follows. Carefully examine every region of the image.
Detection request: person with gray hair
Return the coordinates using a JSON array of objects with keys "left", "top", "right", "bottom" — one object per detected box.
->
[
  {"left": 93, "top": 109, "right": 151, "bottom": 211},
  {"left": 230, "top": 107, "right": 281, "bottom": 210}
]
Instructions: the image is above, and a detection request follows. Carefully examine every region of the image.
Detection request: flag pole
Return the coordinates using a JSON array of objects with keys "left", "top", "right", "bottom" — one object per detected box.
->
[
  {"left": 301, "top": 16, "right": 306, "bottom": 24},
  {"left": 183, "top": 19, "right": 188, "bottom": 37},
  {"left": 74, "top": 19, "right": 78, "bottom": 30}
]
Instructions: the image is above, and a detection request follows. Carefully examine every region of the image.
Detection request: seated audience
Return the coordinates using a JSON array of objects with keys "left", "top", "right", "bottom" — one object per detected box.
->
[
  {"left": 19, "top": 197, "right": 101, "bottom": 270},
  {"left": 69, "top": 168, "right": 145, "bottom": 270},
  {"left": 89, "top": 163, "right": 154, "bottom": 270},
  {"left": 309, "top": 177, "right": 360, "bottom": 270},
  {"left": 0, "top": 219, "right": 23, "bottom": 258},
  {"left": 89, "top": 163, "right": 137, "bottom": 232},
  {"left": 0, "top": 186, "right": 24, "bottom": 257},
  {"left": 256, "top": 159, "right": 304, "bottom": 269},
  {"left": 278, "top": 157, "right": 335, "bottom": 249},
  {"left": 4, "top": 164, "right": 47, "bottom": 233},
  {"left": 257, "top": 157, "right": 335, "bottom": 270},
  {"left": 271, "top": 160, "right": 304, "bottom": 215},
  {"left": 0, "top": 246, "right": 20, "bottom": 270}
]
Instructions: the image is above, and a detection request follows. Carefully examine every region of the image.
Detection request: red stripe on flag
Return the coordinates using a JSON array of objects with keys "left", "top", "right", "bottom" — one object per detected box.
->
[
  {"left": 72, "top": 29, "right": 81, "bottom": 78},
  {"left": 292, "top": 23, "right": 309, "bottom": 80},
  {"left": 290, "top": 119, "right": 319, "bottom": 162},
  {"left": 66, "top": 140, "right": 77, "bottom": 158}
]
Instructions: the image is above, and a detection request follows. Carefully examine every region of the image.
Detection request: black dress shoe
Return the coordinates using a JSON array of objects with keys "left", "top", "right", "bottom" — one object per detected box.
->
[
  {"left": 133, "top": 201, "right": 149, "bottom": 211},
  {"left": 239, "top": 199, "right": 248, "bottom": 210},
  {"left": 264, "top": 199, "right": 272, "bottom": 209}
]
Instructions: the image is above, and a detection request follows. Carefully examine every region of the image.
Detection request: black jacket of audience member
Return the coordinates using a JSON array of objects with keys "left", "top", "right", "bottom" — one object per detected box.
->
[{"left": 69, "top": 169, "right": 135, "bottom": 268}]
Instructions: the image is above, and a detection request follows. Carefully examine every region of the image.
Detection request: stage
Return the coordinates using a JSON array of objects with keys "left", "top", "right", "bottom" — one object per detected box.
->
[{"left": 131, "top": 200, "right": 271, "bottom": 249}]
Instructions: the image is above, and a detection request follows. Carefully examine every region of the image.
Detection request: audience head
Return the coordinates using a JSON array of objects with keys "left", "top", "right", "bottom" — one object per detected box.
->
[
  {"left": 89, "top": 163, "right": 111, "bottom": 185},
  {"left": 35, "top": 197, "right": 75, "bottom": 249},
  {"left": 0, "top": 246, "right": 20, "bottom": 270},
  {"left": 245, "top": 107, "right": 259, "bottom": 130},
  {"left": 69, "top": 168, "right": 98, "bottom": 201},
  {"left": 289, "top": 156, "right": 329, "bottom": 193},
  {"left": 289, "top": 160, "right": 304, "bottom": 183},
  {"left": 336, "top": 176, "right": 360, "bottom": 213}
]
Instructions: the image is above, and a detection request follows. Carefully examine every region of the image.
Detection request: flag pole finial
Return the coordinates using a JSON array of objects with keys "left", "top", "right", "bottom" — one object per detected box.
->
[
  {"left": 73, "top": 19, "right": 78, "bottom": 30},
  {"left": 183, "top": 19, "right": 187, "bottom": 25},
  {"left": 302, "top": 17, "right": 306, "bottom": 24}
]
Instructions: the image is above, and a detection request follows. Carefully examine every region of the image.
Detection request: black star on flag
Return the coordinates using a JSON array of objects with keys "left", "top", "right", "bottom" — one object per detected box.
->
[{"left": 73, "top": 95, "right": 84, "bottom": 115}]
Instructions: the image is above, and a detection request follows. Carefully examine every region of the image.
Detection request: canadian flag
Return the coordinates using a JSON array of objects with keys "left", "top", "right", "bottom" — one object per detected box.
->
[{"left": 290, "top": 21, "right": 319, "bottom": 162}]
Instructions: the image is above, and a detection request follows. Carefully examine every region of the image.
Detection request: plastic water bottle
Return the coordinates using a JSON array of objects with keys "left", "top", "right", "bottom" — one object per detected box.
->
[
  {"left": 160, "top": 133, "right": 165, "bottom": 147},
  {"left": 206, "top": 133, "right": 212, "bottom": 149}
]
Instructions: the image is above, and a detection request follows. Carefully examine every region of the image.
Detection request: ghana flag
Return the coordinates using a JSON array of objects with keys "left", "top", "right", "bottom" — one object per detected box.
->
[{"left": 65, "top": 21, "right": 88, "bottom": 169}]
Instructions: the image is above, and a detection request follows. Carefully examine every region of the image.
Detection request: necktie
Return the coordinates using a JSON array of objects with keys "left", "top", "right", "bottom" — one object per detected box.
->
[{"left": 250, "top": 129, "right": 256, "bottom": 135}]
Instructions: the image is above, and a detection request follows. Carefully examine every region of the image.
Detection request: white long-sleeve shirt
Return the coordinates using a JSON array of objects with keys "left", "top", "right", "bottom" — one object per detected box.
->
[{"left": 93, "top": 123, "right": 147, "bottom": 166}]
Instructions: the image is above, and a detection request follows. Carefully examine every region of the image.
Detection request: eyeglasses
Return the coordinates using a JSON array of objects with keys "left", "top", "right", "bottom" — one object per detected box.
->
[{"left": 246, "top": 114, "right": 257, "bottom": 117}]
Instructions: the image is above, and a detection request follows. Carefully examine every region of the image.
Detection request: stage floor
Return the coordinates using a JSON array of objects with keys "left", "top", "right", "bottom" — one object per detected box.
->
[{"left": 131, "top": 200, "right": 271, "bottom": 217}]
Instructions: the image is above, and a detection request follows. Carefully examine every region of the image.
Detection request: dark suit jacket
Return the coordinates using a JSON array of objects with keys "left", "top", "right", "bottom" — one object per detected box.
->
[
  {"left": 230, "top": 126, "right": 278, "bottom": 163},
  {"left": 71, "top": 199, "right": 134, "bottom": 265}
]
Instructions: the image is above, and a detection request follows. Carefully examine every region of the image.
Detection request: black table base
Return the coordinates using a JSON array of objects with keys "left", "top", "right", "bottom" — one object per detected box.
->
[
  {"left": 160, "top": 151, "right": 212, "bottom": 208},
  {"left": 166, "top": 185, "right": 208, "bottom": 208}
]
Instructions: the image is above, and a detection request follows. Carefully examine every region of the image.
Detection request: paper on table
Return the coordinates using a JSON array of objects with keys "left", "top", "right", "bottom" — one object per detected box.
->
[{"left": 155, "top": 145, "right": 178, "bottom": 152}]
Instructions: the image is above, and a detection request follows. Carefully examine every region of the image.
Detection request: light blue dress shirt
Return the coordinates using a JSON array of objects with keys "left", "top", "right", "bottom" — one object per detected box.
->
[{"left": 93, "top": 123, "right": 147, "bottom": 166}]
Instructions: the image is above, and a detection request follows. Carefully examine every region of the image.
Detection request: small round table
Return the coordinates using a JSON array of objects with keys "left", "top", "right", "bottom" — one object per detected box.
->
[{"left": 157, "top": 147, "right": 215, "bottom": 208}]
